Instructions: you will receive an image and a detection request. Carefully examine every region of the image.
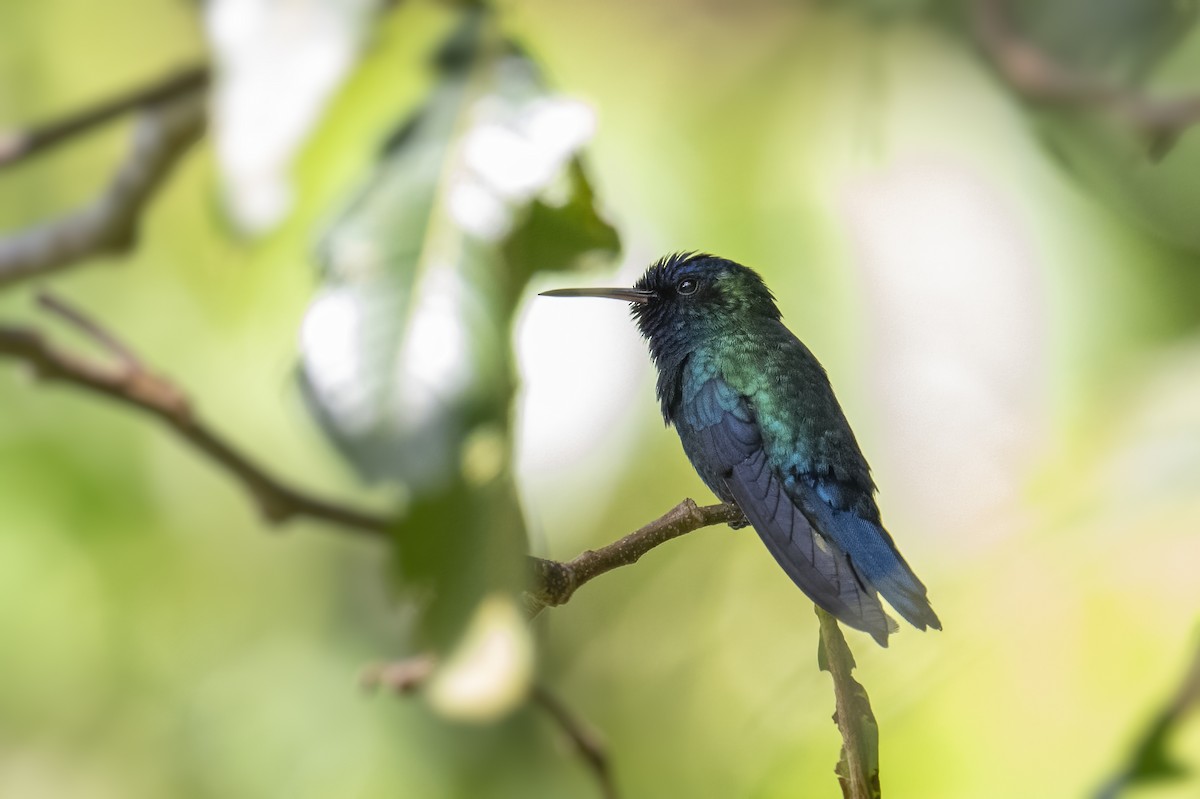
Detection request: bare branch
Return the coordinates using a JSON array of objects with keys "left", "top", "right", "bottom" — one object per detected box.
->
[
  {"left": 0, "top": 296, "right": 391, "bottom": 535},
  {"left": 0, "top": 64, "right": 209, "bottom": 168},
  {"left": 971, "top": 0, "right": 1200, "bottom": 157},
  {"left": 526, "top": 499, "right": 745, "bottom": 613},
  {"left": 0, "top": 91, "right": 206, "bottom": 288},
  {"left": 37, "top": 291, "right": 142, "bottom": 369},
  {"left": 531, "top": 684, "right": 617, "bottom": 799},
  {"left": 817, "top": 608, "right": 881, "bottom": 799}
]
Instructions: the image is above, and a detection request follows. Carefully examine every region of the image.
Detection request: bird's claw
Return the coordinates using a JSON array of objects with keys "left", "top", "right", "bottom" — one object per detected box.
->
[{"left": 727, "top": 509, "right": 750, "bottom": 530}]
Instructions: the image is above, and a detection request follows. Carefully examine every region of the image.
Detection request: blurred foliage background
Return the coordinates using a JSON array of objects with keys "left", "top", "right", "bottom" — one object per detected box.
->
[{"left": 1, "top": 0, "right": 1199, "bottom": 797}]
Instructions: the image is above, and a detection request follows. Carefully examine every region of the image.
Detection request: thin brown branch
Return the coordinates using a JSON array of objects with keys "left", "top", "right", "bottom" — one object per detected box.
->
[
  {"left": 37, "top": 291, "right": 142, "bottom": 369},
  {"left": 817, "top": 608, "right": 881, "bottom": 799},
  {"left": 971, "top": 0, "right": 1200, "bottom": 157},
  {"left": 531, "top": 684, "right": 617, "bottom": 799},
  {"left": 525, "top": 499, "right": 745, "bottom": 613},
  {"left": 0, "top": 64, "right": 209, "bottom": 168},
  {"left": 0, "top": 295, "right": 391, "bottom": 535},
  {"left": 0, "top": 91, "right": 207, "bottom": 288}
]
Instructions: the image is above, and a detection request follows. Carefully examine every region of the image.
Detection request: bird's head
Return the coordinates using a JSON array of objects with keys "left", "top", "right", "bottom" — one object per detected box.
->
[{"left": 540, "top": 252, "right": 781, "bottom": 344}]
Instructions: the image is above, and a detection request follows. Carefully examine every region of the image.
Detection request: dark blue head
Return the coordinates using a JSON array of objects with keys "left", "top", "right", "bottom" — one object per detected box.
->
[
  {"left": 627, "top": 253, "right": 780, "bottom": 342},
  {"left": 541, "top": 253, "right": 783, "bottom": 421},
  {"left": 541, "top": 252, "right": 780, "bottom": 346}
]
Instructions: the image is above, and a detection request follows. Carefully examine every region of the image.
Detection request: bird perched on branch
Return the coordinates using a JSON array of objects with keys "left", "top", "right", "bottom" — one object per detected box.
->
[{"left": 541, "top": 252, "right": 940, "bottom": 646}]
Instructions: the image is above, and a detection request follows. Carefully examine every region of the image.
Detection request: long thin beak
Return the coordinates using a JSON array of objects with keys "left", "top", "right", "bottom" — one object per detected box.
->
[{"left": 539, "top": 287, "right": 655, "bottom": 304}]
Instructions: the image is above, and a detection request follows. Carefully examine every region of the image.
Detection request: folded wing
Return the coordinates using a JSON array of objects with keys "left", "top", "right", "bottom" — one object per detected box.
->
[{"left": 681, "top": 377, "right": 897, "bottom": 645}]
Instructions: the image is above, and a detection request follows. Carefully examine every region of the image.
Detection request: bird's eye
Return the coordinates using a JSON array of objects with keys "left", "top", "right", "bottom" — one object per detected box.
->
[{"left": 677, "top": 278, "right": 699, "bottom": 296}]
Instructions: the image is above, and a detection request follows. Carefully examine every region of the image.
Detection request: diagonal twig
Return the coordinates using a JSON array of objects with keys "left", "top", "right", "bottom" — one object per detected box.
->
[
  {"left": 37, "top": 291, "right": 142, "bottom": 368},
  {"left": 0, "top": 64, "right": 209, "bottom": 169},
  {"left": 0, "top": 84, "right": 207, "bottom": 288},
  {"left": 0, "top": 294, "right": 392, "bottom": 534},
  {"left": 531, "top": 684, "right": 617, "bottom": 799}
]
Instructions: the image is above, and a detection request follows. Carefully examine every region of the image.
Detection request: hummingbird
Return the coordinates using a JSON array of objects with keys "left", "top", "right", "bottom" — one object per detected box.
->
[{"left": 541, "top": 253, "right": 940, "bottom": 646}]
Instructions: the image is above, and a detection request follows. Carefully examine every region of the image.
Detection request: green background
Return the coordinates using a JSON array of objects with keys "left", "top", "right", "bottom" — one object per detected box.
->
[{"left": 1, "top": 1, "right": 1198, "bottom": 797}]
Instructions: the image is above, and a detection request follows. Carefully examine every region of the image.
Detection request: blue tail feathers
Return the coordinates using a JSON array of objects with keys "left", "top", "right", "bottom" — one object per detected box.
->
[{"left": 796, "top": 481, "right": 941, "bottom": 632}]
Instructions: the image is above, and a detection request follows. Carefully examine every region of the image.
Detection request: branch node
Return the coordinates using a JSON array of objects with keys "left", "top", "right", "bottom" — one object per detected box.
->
[
  {"left": 529, "top": 557, "right": 577, "bottom": 608},
  {"left": 360, "top": 654, "right": 437, "bottom": 695}
]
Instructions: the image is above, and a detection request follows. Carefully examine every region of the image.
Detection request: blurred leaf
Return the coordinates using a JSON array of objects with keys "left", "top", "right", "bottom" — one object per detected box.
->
[
  {"left": 1096, "top": 640, "right": 1200, "bottom": 799},
  {"left": 300, "top": 15, "right": 617, "bottom": 490},
  {"left": 390, "top": 440, "right": 529, "bottom": 647},
  {"left": 297, "top": 9, "right": 619, "bottom": 654},
  {"left": 957, "top": 0, "right": 1200, "bottom": 255},
  {"left": 1009, "top": 0, "right": 1198, "bottom": 83},
  {"left": 299, "top": 77, "right": 498, "bottom": 491},
  {"left": 503, "top": 158, "right": 621, "bottom": 283},
  {"left": 427, "top": 592, "right": 534, "bottom": 722},
  {"left": 1034, "top": 112, "right": 1200, "bottom": 258}
]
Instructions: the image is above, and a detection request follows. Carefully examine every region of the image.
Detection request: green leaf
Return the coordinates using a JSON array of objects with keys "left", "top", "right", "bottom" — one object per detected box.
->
[
  {"left": 1096, "top": 641, "right": 1200, "bottom": 798},
  {"left": 391, "top": 444, "right": 528, "bottom": 647},
  {"left": 298, "top": 75, "right": 508, "bottom": 489},
  {"left": 299, "top": 15, "right": 617, "bottom": 490},
  {"left": 503, "top": 158, "right": 621, "bottom": 284},
  {"left": 296, "top": 9, "right": 619, "bottom": 657}
]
